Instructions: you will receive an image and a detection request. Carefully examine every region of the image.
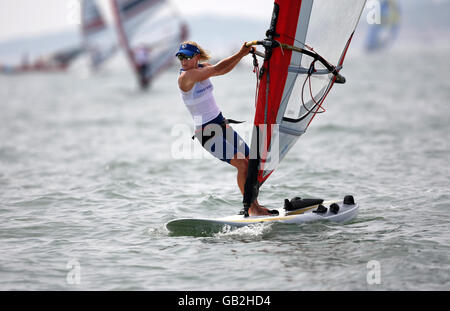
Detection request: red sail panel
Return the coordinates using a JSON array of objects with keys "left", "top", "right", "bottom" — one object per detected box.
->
[{"left": 254, "top": 0, "right": 302, "bottom": 185}]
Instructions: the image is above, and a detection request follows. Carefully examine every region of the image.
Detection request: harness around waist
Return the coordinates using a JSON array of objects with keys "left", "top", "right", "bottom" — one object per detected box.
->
[{"left": 191, "top": 118, "right": 245, "bottom": 145}]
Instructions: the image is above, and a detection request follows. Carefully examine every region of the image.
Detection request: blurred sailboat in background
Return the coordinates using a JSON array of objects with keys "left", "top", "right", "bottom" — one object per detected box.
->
[
  {"left": 2, "top": 0, "right": 188, "bottom": 82},
  {"left": 365, "top": 0, "right": 401, "bottom": 52},
  {"left": 81, "top": 0, "right": 118, "bottom": 71},
  {"left": 110, "top": 0, "right": 188, "bottom": 89}
]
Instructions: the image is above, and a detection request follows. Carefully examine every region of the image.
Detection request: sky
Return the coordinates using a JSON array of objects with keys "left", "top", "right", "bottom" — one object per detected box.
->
[
  {"left": 0, "top": 0, "right": 274, "bottom": 42},
  {"left": 0, "top": 0, "right": 449, "bottom": 43}
]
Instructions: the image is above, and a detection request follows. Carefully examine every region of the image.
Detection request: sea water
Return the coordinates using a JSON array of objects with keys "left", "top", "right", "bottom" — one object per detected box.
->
[{"left": 0, "top": 45, "right": 449, "bottom": 290}]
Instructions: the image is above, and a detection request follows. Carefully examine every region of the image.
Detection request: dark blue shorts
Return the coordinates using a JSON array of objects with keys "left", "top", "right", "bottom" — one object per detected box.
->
[{"left": 195, "top": 113, "right": 250, "bottom": 164}]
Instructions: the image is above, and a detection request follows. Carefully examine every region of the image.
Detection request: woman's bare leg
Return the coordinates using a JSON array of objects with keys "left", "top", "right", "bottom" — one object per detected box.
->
[{"left": 230, "top": 155, "right": 271, "bottom": 216}]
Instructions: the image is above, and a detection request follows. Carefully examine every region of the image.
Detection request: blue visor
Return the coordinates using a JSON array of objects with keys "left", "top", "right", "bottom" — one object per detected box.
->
[{"left": 175, "top": 43, "right": 201, "bottom": 57}]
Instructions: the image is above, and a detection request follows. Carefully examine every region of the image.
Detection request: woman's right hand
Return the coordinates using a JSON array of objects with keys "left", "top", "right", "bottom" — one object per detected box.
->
[{"left": 239, "top": 43, "right": 254, "bottom": 56}]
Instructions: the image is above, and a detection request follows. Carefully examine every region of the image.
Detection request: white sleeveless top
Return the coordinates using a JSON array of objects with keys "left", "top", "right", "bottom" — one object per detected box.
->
[{"left": 179, "top": 68, "right": 220, "bottom": 126}]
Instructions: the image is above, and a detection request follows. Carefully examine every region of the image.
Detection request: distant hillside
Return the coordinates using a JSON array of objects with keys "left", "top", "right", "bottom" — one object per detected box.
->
[{"left": 0, "top": 30, "right": 82, "bottom": 64}]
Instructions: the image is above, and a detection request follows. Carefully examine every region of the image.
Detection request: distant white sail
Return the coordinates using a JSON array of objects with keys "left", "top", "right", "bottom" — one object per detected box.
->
[
  {"left": 110, "top": 0, "right": 188, "bottom": 89},
  {"left": 366, "top": 0, "right": 401, "bottom": 51},
  {"left": 81, "top": 0, "right": 117, "bottom": 69}
]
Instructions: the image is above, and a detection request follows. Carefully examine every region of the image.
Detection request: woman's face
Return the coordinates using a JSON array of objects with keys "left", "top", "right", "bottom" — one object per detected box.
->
[{"left": 179, "top": 54, "right": 199, "bottom": 71}]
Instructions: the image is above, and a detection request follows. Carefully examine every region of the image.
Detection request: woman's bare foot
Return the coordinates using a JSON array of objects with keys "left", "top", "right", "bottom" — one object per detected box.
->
[
  {"left": 248, "top": 202, "right": 272, "bottom": 216},
  {"left": 254, "top": 200, "right": 265, "bottom": 209}
]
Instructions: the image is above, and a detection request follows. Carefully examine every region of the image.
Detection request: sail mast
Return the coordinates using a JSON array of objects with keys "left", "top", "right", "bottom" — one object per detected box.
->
[{"left": 243, "top": 0, "right": 301, "bottom": 214}]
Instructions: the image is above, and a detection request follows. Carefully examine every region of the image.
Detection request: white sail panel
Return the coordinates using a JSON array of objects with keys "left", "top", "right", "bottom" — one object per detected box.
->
[{"left": 272, "top": 0, "right": 367, "bottom": 171}]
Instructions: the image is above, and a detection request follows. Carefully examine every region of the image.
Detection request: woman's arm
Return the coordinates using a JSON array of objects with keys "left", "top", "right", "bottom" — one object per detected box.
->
[
  {"left": 210, "top": 44, "right": 253, "bottom": 76},
  {"left": 178, "top": 43, "right": 252, "bottom": 91}
]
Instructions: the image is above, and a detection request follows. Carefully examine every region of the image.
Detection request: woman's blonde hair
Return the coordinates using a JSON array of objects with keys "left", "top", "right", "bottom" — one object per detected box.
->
[{"left": 182, "top": 41, "right": 211, "bottom": 62}]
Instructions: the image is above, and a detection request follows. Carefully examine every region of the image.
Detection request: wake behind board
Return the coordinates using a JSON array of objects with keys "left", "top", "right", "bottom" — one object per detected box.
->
[{"left": 166, "top": 195, "right": 359, "bottom": 236}]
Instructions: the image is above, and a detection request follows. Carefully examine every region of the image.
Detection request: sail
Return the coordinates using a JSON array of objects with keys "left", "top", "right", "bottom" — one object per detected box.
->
[
  {"left": 110, "top": 0, "right": 188, "bottom": 88},
  {"left": 81, "top": 0, "right": 117, "bottom": 69},
  {"left": 243, "top": 0, "right": 367, "bottom": 209},
  {"left": 366, "top": 0, "right": 401, "bottom": 51}
]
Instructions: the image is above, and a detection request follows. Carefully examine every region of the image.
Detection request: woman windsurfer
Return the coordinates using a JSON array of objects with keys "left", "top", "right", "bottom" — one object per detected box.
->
[{"left": 176, "top": 41, "right": 276, "bottom": 216}]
